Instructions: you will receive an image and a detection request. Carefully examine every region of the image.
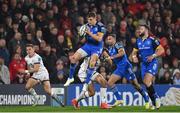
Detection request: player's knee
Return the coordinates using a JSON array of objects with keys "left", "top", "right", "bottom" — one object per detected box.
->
[
  {"left": 89, "top": 90, "right": 95, "bottom": 97},
  {"left": 100, "top": 79, "right": 107, "bottom": 88},
  {"left": 107, "top": 81, "right": 113, "bottom": 88},
  {"left": 143, "top": 79, "right": 151, "bottom": 87},
  {"left": 25, "top": 84, "right": 31, "bottom": 91},
  {"left": 132, "top": 82, "right": 141, "bottom": 90},
  {"left": 44, "top": 87, "right": 51, "bottom": 95}
]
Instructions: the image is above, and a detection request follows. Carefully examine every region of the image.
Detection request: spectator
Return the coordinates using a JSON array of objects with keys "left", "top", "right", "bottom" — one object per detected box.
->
[
  {"left": 159, "top": 71, "right": 172, "bottom": 84},
  {"left": 34, "top": 29, "right": 44, "bottom": 45},
  {"left": 8, "top": 32, "right": 25, "bottom": 57},
  {"left": 158, "top": 62, "right": 171, "bottom": 79},
  {"left": 9, "top": 53, "right": 26, "bottom": 84},
  {"left": 0, "top": 39, "right": 10, "bottom": 66},
  {"left": 172, "top": 57, "right": 180, "bottom": 71},
  {"left": 59, "top": 8, "right": 72, "bottom": 34},
  {"left": 23, "top": 32, "right": 36, "bottom": 45},
  {"left": 41, "top": 44, "right": 57, "bottom": 83},
  {"left": 55, "top": 59, "right": 67, "bottom": 84},
  {"left": 99, "top": 66, "right": 110, "bottom": 81},
  {"left": 0, "top": 24, "right": 7, "bottom": 40},
  {"left": 6, "top": 20, "right": 21, "bottom": 42},
  {"left": 0, "top": 3, "right": 9, "bottom": 24},
  {"left": 54, "top": 34, "right": 69, "bottom": 58},
  {"left": 171, "top": 37, "right": 180, "bottom": 59},
  {"left": 14, "top": 45, "right": 26, "bottom": 58},
  {"left": 0, "top": 56, "right": 10, "bottom": 84},
  {"left": 103, "top": 4, "right": 114, "bottom": 26},
  {"left": 173, "top": 69, "right": 180, "bottom": 85}
]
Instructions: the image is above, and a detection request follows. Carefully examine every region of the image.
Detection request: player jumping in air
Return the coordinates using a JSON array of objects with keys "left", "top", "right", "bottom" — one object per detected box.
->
[
  {"left": 64, "top": 12, "right": 106, "bottom": 89},
  {"left": 104, "top": 34, "right": 150, "bottom": 109},
  {"left": 20, "top": 44, "right": 64, "bottom": 107},
  {"left": 130, "top": 24, "right": 164, "bottom": 109}
]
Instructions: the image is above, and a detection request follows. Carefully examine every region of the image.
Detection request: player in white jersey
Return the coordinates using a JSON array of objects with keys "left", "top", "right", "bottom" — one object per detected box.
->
[
  {"left": 71, "top": 57, "right": 111, "bottom": 109},
  {"left": 20, "top": 44, "right": 64, "bottom": 107}
]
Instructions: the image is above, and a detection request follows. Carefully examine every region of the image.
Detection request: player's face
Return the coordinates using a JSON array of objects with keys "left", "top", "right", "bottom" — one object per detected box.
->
[
  {"left": 139, "top": 26, "right": 146, "bottom": 37},
  {"left": 26, "top": 46, "right": 35, "bottom": 57},
  {"left": 87, "top": 17, "right": 96, "bottom": 25},
  {"left": 106, "top": 36, "right": 115, "bottom": 46}
]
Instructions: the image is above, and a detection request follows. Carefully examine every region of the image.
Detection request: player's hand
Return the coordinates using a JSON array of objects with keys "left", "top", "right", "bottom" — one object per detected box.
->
[
  {"left": 147, "top": 55, "right": 155, "bottom": 62},
  {"left": 105, "top": 56, "right": 111, "bottom": 61},
  {"left": 85, "top": 27, "right": 91, "bottom": 35}
]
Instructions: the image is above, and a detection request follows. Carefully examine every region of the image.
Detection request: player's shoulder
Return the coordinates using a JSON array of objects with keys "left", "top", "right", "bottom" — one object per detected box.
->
[
  {"left": 115, "top": 42, "right": 124, "bottom": 49},
  {"left": 34, "top": 53, "right": 42, "bottom": 59},
  {"left": 96, "top": 21, "right": 104, "bottom": 27},
  {"left": 96, "top": 22, "right": 106, "bottom": 33},
  {"left": 148, "top": 36, "right": 160, "bottom": 44}
]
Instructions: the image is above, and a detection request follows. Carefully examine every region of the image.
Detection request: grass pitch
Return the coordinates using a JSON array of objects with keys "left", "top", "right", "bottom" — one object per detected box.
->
[{"left": 0, "top": 106, "right": 179, "bottom": 112}]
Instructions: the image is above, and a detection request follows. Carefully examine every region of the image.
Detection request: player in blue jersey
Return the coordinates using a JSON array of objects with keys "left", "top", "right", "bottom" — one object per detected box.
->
[
  {"left": 64, "top": 12, "right": 106, "bottom": 88},
  {"left": 130, "top": 24, "right": 164, "bottom": 109},
  {"left": 103, "top": 34, "right": 150, "bottom": 109}
]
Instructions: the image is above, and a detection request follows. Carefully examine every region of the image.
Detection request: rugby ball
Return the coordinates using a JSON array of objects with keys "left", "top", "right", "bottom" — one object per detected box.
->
[{"left": 79, "top": 24, "right": 87, "bottom": 37}]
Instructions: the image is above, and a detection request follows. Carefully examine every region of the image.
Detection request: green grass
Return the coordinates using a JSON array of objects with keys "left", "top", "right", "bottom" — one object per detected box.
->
[{"left": 0, "top": 106, "right": 179, "bottom": 112}]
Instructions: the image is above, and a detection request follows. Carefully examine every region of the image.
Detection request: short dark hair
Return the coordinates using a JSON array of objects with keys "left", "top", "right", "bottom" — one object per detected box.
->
[
  {"left": 108, "top": 34, "right": 116, "bottom": 39},
  {"left": 139, "top": 24, "right": 150, "bottom": 30},
  {"left": 26, "top": 44, "right": 34, "bottom": 48},
  {"left": 87, "top": 12, "right": 96, "bottom": 18}
]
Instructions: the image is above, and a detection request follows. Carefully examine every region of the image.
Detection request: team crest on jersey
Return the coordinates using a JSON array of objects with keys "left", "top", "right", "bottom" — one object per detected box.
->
[
  {"left": 138, "top": 42, "right": 142, "bottom": 46},
  {"left": 94, "top": 27, "right": 98, "bottom": 32}
]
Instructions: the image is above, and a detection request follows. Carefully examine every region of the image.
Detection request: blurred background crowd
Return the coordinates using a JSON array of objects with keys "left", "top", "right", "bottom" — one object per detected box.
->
[{"left": 0, "top": 0, "right": 179, "bottom": 85}]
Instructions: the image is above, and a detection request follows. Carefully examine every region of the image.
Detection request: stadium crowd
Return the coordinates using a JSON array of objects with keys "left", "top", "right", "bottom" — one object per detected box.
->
[{"left": 0, "top": 0, "right": 179, "bottom": 85}]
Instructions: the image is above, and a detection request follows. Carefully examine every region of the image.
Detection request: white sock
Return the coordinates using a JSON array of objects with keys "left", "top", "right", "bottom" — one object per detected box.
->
[
  {"left": 84, "top": 91, "right": 89, "bottom": 97},
  {"left": 76, "top": 91, "right": 86, "bottom": 101},
  {"left": 100, "top": 88, "right": 107, "bottom": 103},
  {"left": 29, "top": 88, "right": 38, "bottom": 98}
]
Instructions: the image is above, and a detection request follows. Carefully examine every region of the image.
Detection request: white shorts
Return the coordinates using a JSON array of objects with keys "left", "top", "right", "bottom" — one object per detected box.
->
[
  {"left": 77, "top": 48, "right": 88, "bottom": 58},
  {"left": 31, "top": 70, "right": 49, "bottom": 82},
  {"left": 78, "top": 70, "right": 100, "bottom": 83}
]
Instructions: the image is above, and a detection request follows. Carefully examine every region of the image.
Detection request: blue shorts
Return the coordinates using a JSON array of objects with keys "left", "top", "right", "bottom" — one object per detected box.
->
[
  {"left": 141, "top": 60, "right": 158, "bottom": 79},
  {"left": 80, "top": 43, "right": 103, "bottom": 57},
  {"left": 113, "top": 62, "right": 136, "bottom": 81}
]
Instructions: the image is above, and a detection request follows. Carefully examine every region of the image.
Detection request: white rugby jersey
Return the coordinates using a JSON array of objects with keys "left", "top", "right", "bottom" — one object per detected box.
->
[{"left": 25, "top": 53, "right": 48, "bottom": 75}]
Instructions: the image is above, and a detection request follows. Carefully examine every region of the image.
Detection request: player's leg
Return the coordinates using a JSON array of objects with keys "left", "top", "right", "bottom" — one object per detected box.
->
[
  {"left": 72, "top": 82, "right": 95, "bottom": 109},
  {"left": 85, "top": 54, "right": 99, "bottom": 85},
  {"left": 143, "top": 61, "right": 160, "bottom": 109},
  {"left": 126, "top": 65, "right": 150, "bottom": 109},
  {"left": 108, "top": 74, "right": 123, "bottom": 107},
  {"left": 94, "top": 74, "right": 111, "bottom": 109},
  {"left": 129, "top": 78, "right": 150, "bottom": 109},
  {"left": 42, "top": 80, "right": 64, "bottom": 107},
  {"left": 94, "top": 74, "right": 107, "bottom": 103},
  {"left": 64, "top": 49, "right": 85, "bottom": 86},
  {"left": 25, "top": 78, "right": 39, "bottom": 106},
  {"left": 143, "top": 73, "right": 160, "bottom": 109}
]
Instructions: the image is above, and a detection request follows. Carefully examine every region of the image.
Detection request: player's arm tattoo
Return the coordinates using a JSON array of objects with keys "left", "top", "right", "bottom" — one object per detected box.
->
[
  {"left": 129, "top": 48, "right": 138, "bottom": 62},
  {"left": 153, "top": 45, "right": 165, "bottom": 58},
  {"left": 103, "top": 51, "right": 113, "bottom": 66}
]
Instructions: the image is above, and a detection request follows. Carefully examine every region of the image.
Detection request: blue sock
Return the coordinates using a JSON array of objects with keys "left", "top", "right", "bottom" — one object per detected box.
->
[
  {"left": 138, "top": 88, "right": 149, "bottom": 102},
  {"left": 153, "top": 92, "right": 159, "bottom": 99},
  {"left": 111, "top": 86, "right": 121, "bottom": 100},
  {"left": 85, "top": 67, "right": 95, "bottom": 84},
  {"left": 69, "top": 63, "right": 77, "bottom": 79}
]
